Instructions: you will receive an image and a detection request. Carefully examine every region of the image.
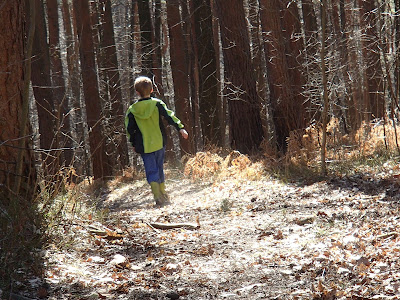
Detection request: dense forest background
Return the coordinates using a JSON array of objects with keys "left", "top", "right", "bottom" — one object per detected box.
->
[
  {"left": 2, "top": 0, "right": 400, "bottom": 195},
  {"left": 2, "top": 0, "right": 400, "bottom": 297}
]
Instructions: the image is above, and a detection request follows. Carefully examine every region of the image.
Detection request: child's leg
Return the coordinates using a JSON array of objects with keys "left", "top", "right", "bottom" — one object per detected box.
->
[
  {"left": 154, "top": 147, "right": 166, "bottom": 184},
  {"left": 141, "top": 151, "right": 162, "bottom": 205},
  {"left": 141, "top": 152, "right": 160, "bottom": 183},
  {"left": 154, "top": 148, "right": 169, "bottom": 201}
]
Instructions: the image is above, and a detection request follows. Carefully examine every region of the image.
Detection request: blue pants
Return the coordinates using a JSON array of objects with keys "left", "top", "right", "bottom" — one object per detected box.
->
[{"left": 141, "top": 147, "right": 165, "bottom": 183}]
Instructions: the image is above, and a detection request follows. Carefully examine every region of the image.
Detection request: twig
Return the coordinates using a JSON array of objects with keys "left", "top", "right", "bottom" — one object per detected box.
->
[
  {"left": 148, "top": 222, "right": 200, "bottom": 230},
  {"left": 144, "top": 221, "right": 161, "bottom": 233}
]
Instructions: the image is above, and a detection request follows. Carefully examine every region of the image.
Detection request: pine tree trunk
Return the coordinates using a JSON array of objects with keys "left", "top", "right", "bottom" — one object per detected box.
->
[
  {"left": 359, "top": 0, "right": 385, "bottom": 120},
  {"left": 182, "top": 0, "right": 202, "bottom": 152},
  {"left": 193, "top": 0, "right": 221, "bottom": 147},
  {"left": 47, "top": 0, "right": 73, "bottom": 166},
  {"left": 31, "top": 0, "right": 59, "bottom": 176},
  {"left": 259, "top": 0, "right": 293, "bottom": 151},
  {"left": 167, "top": 0, "right": 195, "bottom": 155},
  {"left": 214, "top": 0, "right": 264, "bottom": 154},
  {"left": 62, "top": 0, "right": 88, "bottom": 177},
  {"left": 281, "top": 0, "right": 307, "bottom": 129},
  {"left": 98, "top": 0, "right": 129, "bottom": 173},
  {"left": 0, "top": 0, "right": 36, "bottom": 198},
  {"left": 73, "top": 0, "right": 112, "bottom": 179},
  {"left": 137, "top": 0, "right": 153, "bottom": 77},
  {"left": 345, "top": 0, "right": 363, "bottom": 130}
]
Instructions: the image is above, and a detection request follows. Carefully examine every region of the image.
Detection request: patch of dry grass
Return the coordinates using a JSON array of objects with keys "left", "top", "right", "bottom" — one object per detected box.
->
[{"left": 183, "top": 119, "right": 400, "bottom": 183}]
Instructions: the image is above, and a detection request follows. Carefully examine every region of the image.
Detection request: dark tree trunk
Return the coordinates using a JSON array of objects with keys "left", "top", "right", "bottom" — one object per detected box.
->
[
  {"left": 31, "top": 0, "right": 60, "bottom": 177},
  {"left": 98, "top": 0, "right": 129, "bottom": 173},
  {"left": 47, "top": 0, "right": 73, "bottom": 166},
  {"left": 137, "top": 0, "right": 153, "bottom": 77},
  {"left": 281, "top": 0, "right": 307, "bottom": 129},
  {"left": 73, "top": 0, "right": 112, "bottom": 179},
  {"left": 396, "top": 0, "right": 400, "bottom": 102},
  {"left": 152, "top": 0, "right": 166, "bottom": 98},
  {"left": 331, "top": 0, "right": 351, "bottom": 134},
  {"left": 167, "top": 0, "right": 195, "bottom": 154},
  {"left": 181, "top": 0, "right": 202, "bottom": 152},
  {"left": 359, "top": 0, "right": 385, "bottom": 120},
  {"left": 0, "top": 0, "right": 36, "bottom": 198},
  {"left": 259, "top": 0, "right": 294, "bottom": 151},
  {"left": 61, "top": 0, "right": 88, "bottom": 177},
  {"left": 247, "top": 0, "right": 271, "bottom": 140},
  {"left": 193, "top": 0, "right": 221, "bottom": 147},
  {"left": 214, "top": 0, "right": 264, "bottom": 154},
  {"left": 210, "top": 0, "right": 226, "bottom": 147},
  {"left": 345, "top": 0, "right": 363, "bottom": 130}
]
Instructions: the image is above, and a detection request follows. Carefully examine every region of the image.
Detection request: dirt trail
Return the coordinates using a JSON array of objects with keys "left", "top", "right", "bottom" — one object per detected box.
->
[{"left": 18, "top": 170, "right": 400, "bottom": 299}]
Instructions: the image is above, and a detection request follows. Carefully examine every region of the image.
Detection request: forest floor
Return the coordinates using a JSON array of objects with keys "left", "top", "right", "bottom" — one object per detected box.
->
[{"left": 8, "top": 155, "right": 400, "bottom": 300}]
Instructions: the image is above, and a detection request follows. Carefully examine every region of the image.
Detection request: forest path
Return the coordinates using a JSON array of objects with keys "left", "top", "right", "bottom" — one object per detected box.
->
[{"left": 36, "top": 170, "right": 400, "bottom": 299}]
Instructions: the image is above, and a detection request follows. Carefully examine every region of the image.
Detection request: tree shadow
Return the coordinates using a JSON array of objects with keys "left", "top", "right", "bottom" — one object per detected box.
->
[
  {"left": 326, "top": 173, "right": 400, "bottom": 203},
  {"left": 0, "top": 196, "right": 47, "bottom": 299}
]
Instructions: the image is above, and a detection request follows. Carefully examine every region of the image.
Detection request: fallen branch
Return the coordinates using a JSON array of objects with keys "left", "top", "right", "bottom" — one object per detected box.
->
[
  {"left": 376, "top": 232, "right": 398, "bottom": 240},
  {"left": 149, "top": 222, "right": 200, "bottom": 230}
]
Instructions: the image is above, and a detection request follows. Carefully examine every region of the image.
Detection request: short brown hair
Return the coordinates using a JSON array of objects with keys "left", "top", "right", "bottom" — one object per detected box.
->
[{"left": 134, "top": 76, "right": 153, "bottom": 97}]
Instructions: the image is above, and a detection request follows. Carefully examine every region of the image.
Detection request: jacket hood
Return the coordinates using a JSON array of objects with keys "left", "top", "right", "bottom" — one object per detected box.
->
[{"left": 127, "top": 99, "right": 157, "bottom": 120}]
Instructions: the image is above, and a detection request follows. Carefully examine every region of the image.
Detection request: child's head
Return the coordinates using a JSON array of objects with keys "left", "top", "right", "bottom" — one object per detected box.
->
[{"left": 134, "top": 76, "right": 153, "bottom": 97}]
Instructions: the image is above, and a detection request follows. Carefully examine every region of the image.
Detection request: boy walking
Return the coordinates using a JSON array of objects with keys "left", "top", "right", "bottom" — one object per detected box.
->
[{"left": 125, "top": 76, "right": 188, "bottom": 206}]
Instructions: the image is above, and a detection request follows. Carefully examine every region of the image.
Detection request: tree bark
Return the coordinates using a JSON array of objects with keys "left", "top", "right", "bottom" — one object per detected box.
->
[
  {"left": 31, "top": 0, "right": 59, "bottom": 176},
  {"left": 359, "top": 0, "right": 385, "bottom": 120},
  {"left": 344, "top": 0, "right": 362, "bottom": 130},
  {"left": 193, "top": 0, "right": 221, "bottom": 147},
  {"left": 167, "top": 0, "right": 195, "bottom": 155},
  {"left": 47, "top": 0, "right": 73, "bottom": 167},
  {"left": 259, "top": 0, "right": 294, "bottom": 152},
  {"left": 214, "top": 0, "right": 264, "bottom": 154},
  {"left": 137, "top": 0, "right": 154, "bottom": 77},
  {"left": 62, "top": 0, "right": 88, "bottom": 177},
  {"left": 98, "top": 0, "right": 129, "bottom": 173},
  {"left": 73, "top": 0, "right": 112, "bottom": 179},
  {"left": 0, "top": 0, "right": 36, "bottom": 198},
  {"left": 281, "top": 0, "right": 307, "bottom": 129}
]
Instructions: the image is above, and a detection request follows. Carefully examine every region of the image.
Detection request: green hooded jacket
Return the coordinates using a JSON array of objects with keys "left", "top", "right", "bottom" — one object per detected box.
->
[{"left": 125, "top": 97, "right": 184, "bottom": 154}]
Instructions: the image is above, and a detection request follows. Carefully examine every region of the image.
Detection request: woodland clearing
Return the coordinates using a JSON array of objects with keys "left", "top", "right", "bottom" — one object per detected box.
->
[{"left": 6, "top": 149, "right": 400, "bottom": 300}]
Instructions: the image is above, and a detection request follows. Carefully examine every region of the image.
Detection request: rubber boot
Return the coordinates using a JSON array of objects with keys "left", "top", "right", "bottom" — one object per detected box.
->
[
  {"left": 150, "top": 182, "right": 162, "bottom": 206},
  {"left": 159, "top": 182, "right": 170, "bottom": 203}
]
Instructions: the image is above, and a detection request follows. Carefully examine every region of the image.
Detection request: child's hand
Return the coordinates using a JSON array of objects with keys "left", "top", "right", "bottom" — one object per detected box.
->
[{"left": 180, "top": 129, "right": 188, "bottom": 139}]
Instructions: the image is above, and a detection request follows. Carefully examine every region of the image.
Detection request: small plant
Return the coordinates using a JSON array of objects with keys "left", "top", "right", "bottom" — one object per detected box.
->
[{"left": 220, "top": 198, "right": 233, "bottom": 212}]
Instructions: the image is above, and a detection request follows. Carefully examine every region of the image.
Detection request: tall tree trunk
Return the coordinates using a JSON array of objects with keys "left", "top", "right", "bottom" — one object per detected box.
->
[
  {"left": 210, "top": 0, "right": 226, "bottom": 148},
  {"left": 47, "top": 0, "right": 73, "bottom": 167},
  {"left": 301, "top": 0, "right": 319, "bottom": 122},
  {"left": 152, "top": 0, "right": 166, "bottom": 99},
  {"left": 281, "top": 0, "right": 308, "bottom": 129},
  {"left": 193, "top": 0, "right": 221, "bottom": 147},
  {"left": 98, "top": 0, "right": 129, "bottom": 173},
  {"left": 73, "top": 0, "right": 112, "bottom": 179},
  {"left": 247, "top": 0, "right": 272, "bottom": 143},
  {"left": 359, "top": 0, "right": 385, "bottom": 120},
  {"left": 62, "top": 0, "right": 88, "bottom": 177},
  {"left": 320, "top": 0, "right": 329, "bottom": 175},
  {"left": 396, "top": 0, "right": 400, "bottom": 103},
  {"left": 259, "top": 0, "right": 294, "bottom": 152},
  {"left": 153, "top": 0, "right": 175, "bottom": 161},
  {"left": 0, "top": 0, "right": 36, "bottom": 198},
  {"left": 182, "top": 0, "right": 202, "bottom": 152},
  {"left": 167, "top": 0, "right": 195, "bottom": 154},
  {"left": 214, "top": 0, "right": 264, "bottom": 154},
  {"left": 331, "top": 0, "right": 350, "bottom": 134},
  {"left": 345, "top": 0, "right": 363, "bottom": 130},
  {"left": 137, "top": 0, "right": 153, "bottom": 77},
  {"left": 31, "top": 0, "right": 59, "bottom": 177}
]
